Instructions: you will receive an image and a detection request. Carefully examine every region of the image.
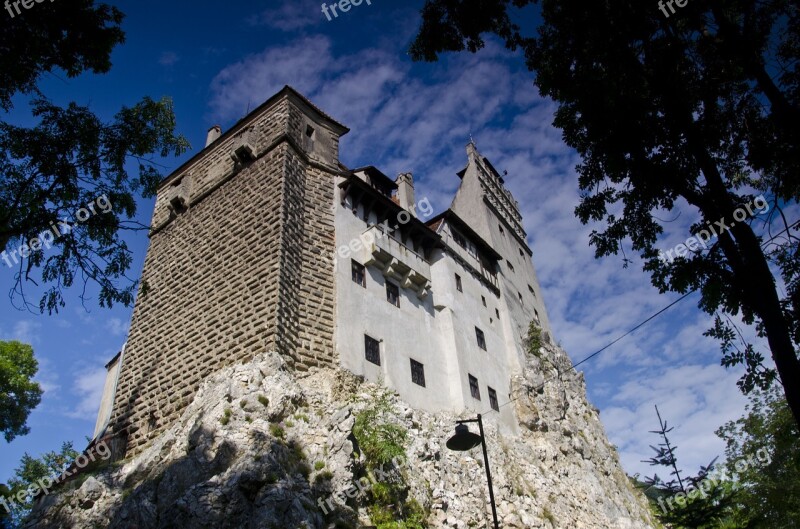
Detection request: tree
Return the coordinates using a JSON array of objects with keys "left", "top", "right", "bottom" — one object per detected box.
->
[
  {"left": 716, "top": 387, "right": 800, "bottom": 528},
  {"left": 0, "top": 0, "right": 189, "bottom": 313},
  {"left": 4, "top": 442, "right": 79, "bottom": 525},
  {"left": 641, "top": 406, "right": 737, "bottom": 528},
  {"left": 0, "top": 341, "right": 43, "bottom": 442},
  {"left": 410, "top": 0, "right": 800, "bottom": 427}
]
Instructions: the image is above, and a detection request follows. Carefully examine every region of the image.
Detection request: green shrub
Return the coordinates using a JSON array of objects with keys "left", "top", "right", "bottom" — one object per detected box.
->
[
  {"left": 353, "top": 391, "right": 427, "bottom": 529},
  {"left": 314, "top": 461, "right": 325, "bottom": 471},
  {"left": 270, "top": 423, "right": 285, "bottom": 440},
  {"left": 220, "top": 408, "right": 232, "bottom": 425}
]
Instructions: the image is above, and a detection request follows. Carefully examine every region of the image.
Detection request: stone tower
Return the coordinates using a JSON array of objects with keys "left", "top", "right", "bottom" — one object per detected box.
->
[{"left": 104, "top": 87, "right": 347, "bottom": 455}]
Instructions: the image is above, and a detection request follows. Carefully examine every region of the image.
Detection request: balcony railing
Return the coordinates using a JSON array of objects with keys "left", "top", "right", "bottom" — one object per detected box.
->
[{"left": 359, "top": 225, "right": 431, "bottom": 299}]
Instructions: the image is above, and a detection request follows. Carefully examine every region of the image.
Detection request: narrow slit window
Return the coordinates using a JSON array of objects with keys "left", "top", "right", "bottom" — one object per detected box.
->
[
  {"left": 365, "top": 335, "right": 380, "bottom": 366},
  {"left": 352, "top": 260, "right": 366, "bottom": 288},
  {"left": 386, "top": 282, "right": 400, "bottom": 307},
  {"left": 455, "top": 274, "right": 463, "bottom": 292},
  {"left": 475, "top": 327, "right": 487, "bottom": 350},
  {"left": 469, "top": 374, "right": 481, "bottom": 400},
  {"left": 481, "top": 296, "right": 487, "bottom": 307},
  {"left": 410, "top": 359, "right": 426, "bottom": 387},
  {"left": 488, "top": 387, "right": 499, "bottom": 411}
]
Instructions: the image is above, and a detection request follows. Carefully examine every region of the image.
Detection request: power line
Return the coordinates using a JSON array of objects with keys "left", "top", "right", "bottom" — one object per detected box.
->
[
  {"left": 488, "top": 291, "right": 696, "bottom": 414},
  {"left": 484, "top": 215, "right": 799, "bottom": 415}
]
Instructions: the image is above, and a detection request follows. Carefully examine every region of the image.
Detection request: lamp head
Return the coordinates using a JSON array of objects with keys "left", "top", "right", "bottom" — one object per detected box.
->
[{"left": 446, "top": 423, "right": 483, "bottom": 451}]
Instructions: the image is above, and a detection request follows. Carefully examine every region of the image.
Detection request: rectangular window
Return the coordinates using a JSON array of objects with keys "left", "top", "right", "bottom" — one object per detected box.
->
[
  {"left": 528, "top": 285, "right": 536, "bottom": 296},
  {"left": 453, "top": 230, "right": 467, "bottom": 249},
  {"left": 519, "top": 248, "right": 524, "bottom": 257},
  {"left": 518, "top": 292, "right": 524, "bottom": 305},
  {"left": 410, "top": 359, "right": 426, "bottom": 387},
  {"left": 386, "top": 282, "right": 400, "bottom": 307},
  {"left": 488, "top": 387, "right": 499, "bottom": 411},
  {"left": 351, "top": 260, "right": 366, "bottom": 288},
  {"left": 475, "top": 327, "right": 487, "bottom": 350},
  {"left": 481, "top": 296, "right": 487, "bottom": 307},
  {"left": 507, "top": 260, "right": 515, "bottom": 272},
  {"left": 469, "top": 374, "right": 481, "bottom": 400},
  {"left": 365, "top": 335, "right": 380, "bottom": 366},
  {"left": 534, "top": 308, "right": 540, "bottom": 322},
  {"left": 498, "top": 224, "right": 505, "bottom": 236},
  {"left": 495, "top": 308, "right": 500, "bottom": 318},
  {"left": 455, "top": 274, "right": 463, "bottom": 292}
]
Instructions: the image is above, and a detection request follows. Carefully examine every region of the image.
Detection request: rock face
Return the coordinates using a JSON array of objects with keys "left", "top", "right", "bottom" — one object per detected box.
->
[{"left": 27, "top": 345, "right": 656, "bottom": 529}]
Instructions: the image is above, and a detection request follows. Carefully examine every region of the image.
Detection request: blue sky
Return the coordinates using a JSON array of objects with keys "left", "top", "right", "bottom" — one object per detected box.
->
[{"left": 1, "top": 0, "right": 780, "bottom": 484}]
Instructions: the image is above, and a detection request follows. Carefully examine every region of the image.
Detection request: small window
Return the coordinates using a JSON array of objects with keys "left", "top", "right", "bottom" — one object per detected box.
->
[
  {"left": 352, "top": 260, "right": 366, "bottom": 288},
  {"left": 507, "top": 260, "right": 515, "bottom": 273},
  {"left": 518, "top": 292, "right": 524, "bottom": 305},
  {"left": 475, "top": 327, "right": 487, "bottom": 350},
  {"left": 469, "top": 374, "right": 481, "bottom": 400},
  {"left": 519, "top": 248, "right": 524, "bottom": 257},
  {"left": 453, "top": 230, "right": 467, "bottom": 249},
  {"left": 455, "top": 274, "right": 463, "bottom": 292},
  {"left": 410, "top": 359, "right": 426, "bottom": 387},
  {"left": 488, "top": 387, "right": 499, "bottom": 411},
  {"left": 365, "top": 335, "right": 380, "bottom": 365},
  {"left": 498, "top": 224, "right": 505, "bottom": 236},
  {"left": 534, "top": 308, "right": 540, "bottom": 322},
  {"left": 305, "top": 124, "right": 315, "bottom": 139},
  {"left": 495, "top": 308, "right": 500, "bottom": 318},
  {"left": 481, "top": 296, "right": 487, "bottom": 307},
  {"left": 528, "top": 285, "right": 535, "bottom": 296},
  {"left": 386, "top": 282, "right": 400, "bottom": 307}
]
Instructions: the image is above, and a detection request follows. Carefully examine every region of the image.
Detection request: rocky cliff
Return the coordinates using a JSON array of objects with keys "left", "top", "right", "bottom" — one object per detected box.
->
[{"left": 26, "top": 343, "right": 657, "bottom": 529}]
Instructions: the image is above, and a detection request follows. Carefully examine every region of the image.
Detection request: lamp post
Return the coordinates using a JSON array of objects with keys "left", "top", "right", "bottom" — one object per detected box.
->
[{"left": 446, "top": 414, "right": 500, "bottom": 529}]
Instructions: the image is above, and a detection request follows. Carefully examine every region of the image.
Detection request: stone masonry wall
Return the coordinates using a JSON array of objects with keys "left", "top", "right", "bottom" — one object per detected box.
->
[{"left": 107, "top": 92, "right": 342, "bottom": 456}]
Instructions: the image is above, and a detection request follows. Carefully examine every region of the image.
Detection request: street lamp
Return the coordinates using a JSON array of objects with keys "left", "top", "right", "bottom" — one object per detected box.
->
[{"left": 446, "top": 414, "right": 500, "bottom": 529}]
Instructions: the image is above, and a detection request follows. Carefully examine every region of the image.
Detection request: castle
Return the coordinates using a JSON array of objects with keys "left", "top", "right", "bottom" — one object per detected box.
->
[{"left": 93, "top": 86, "right": 555, "bottom": 456}]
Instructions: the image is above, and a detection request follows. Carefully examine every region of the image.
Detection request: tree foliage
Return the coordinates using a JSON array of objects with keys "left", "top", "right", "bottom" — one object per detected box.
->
[
  {"left": 4, "top": 441, "right": 79, "bottom": 524},
  {"left": 642, "top": 406, "right": 737, "bottom": 528},
  {"left": 0, "top": 0, "right": 189, "bottom": 313},
  {"left": 411, "top": 0, "right": 800, "bottom": 427},
  {"left": 716, "top": 387, "right": 800, "bottom": 528},
  {"left": 0, "top": 340, "right": 42, "bottom": 442}
]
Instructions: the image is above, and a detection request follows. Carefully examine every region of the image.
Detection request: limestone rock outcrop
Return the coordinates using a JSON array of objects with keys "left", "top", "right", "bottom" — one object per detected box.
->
[{"left": 26, "top": 344, "right": 656, "bottom": 529}]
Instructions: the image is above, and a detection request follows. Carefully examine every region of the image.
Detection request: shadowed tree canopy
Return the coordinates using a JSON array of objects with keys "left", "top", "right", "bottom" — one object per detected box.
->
[
  {"left": 0, "top": 340, "right": 42, "bottom": 442},
  {"left": 0, "top": 0, "right": 189, "bottom": 313},
  {"left": 411, "top": 0, "right": 800, "bottom": 426}
]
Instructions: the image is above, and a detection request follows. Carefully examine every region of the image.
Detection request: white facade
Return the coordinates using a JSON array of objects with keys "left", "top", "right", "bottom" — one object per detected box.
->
[{"left": 333, "top": 144, "right": 553, "bottom": 432}]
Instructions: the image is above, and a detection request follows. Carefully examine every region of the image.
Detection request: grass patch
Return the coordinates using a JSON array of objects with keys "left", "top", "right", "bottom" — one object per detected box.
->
[
  {"left": 220, "top": 408, "right": 232, "bottom": 426},
  {"left": 270, "top": 423, "right": 285, "bottom": 440},
  {"left": 257, "top": 395, "right": 269, "bottom": 407}
]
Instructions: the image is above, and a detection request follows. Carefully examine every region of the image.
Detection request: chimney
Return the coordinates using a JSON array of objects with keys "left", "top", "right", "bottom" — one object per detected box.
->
[
  {"left": 205, "top": 125, "right": 222, "bottom": 147},
  {"left": 396, "top": 172, "right": 416, "bottom": 217}
]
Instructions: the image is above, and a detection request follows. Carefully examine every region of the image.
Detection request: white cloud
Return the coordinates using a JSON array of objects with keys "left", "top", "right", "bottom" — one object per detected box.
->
[
  {"left": 158, "top": 51, "right": 180, "bottom": 67},
  {"left": 247, "top": 0, "right": 323, "bottom": 31},
  {"left": 206, "top": 33, "right": 761, "bottom": 481},
  {"left": 66, "top": 367, "right": 107, "bottom": 419},
  {"left": 105, "top": 317, "right": 130, "bottom": 337}
]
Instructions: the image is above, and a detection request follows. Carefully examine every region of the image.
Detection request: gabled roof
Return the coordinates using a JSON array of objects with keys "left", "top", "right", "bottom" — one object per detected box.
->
[{"left": 426, "top": 209, "right": 503, "bottom": 261}]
